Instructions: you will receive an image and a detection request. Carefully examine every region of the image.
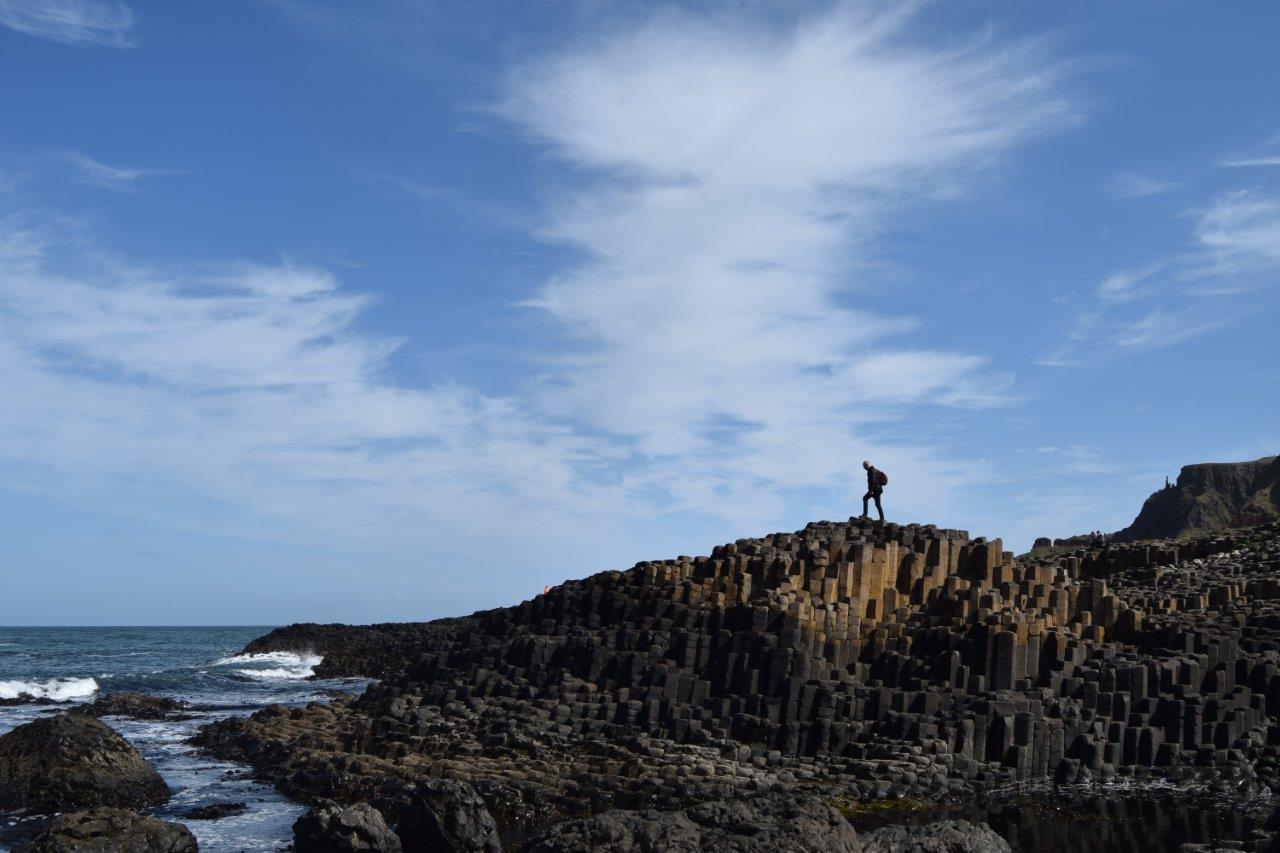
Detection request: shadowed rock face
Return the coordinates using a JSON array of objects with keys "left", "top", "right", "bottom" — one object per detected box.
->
[
  {"left": 524, "top": 792, "right": 862, "bottom": 852},
  {"left": 18, "top": 808, "right": 197, "bottom": 853},
  {"left": 294, "top": 800, "right": 404, "bottom": 852},
  {"left": 859, "top": 819, "right": 1010, "bottom": 853},
  {"left": 242, "top": 618, "right": 478, "bottom": 679},
  {"left": 1115, "top": 456, "right": 1280, "bottom": 542},
  {"left": 0, "top": 714, "right": 170, "bottom": 813}
]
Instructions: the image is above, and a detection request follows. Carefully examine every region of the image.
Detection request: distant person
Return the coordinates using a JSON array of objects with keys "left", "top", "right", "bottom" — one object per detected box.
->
[{"left": 861, "top": 460, "right": 887, "bottom": 522}]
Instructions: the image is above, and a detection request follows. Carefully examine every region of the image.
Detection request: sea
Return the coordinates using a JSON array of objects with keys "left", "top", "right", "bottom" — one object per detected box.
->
[{"left": 0, "top": 626, "right": 367, "bottom": 853}]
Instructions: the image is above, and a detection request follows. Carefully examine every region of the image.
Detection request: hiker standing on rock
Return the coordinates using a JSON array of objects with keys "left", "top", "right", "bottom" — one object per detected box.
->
[{"left": 861, "top": 460, "right": 886, "bottom": 522}]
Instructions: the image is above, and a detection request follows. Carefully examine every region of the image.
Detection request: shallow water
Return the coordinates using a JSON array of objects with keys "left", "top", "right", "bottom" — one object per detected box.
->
[{"left": 0, "top": 626, "right": 367, "bottom": 852}]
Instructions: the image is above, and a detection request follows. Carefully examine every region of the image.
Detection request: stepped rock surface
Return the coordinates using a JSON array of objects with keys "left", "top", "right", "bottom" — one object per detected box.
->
[
  {"left": 1116, "top": 456, "right": 1280, "bottom": 542},
  {"left": 204, "top": 517, "right": 1280, "bottom": 849}
]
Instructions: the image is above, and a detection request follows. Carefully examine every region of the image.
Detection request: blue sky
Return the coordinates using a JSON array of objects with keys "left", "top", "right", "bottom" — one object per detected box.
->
[{"left": 0, "top": 1, "right": 1276, "bottom": 625}]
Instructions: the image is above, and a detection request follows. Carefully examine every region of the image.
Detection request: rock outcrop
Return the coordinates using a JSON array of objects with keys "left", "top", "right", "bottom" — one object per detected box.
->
[
  {"left": 201, "top": 517, "right": 1280, "bottom": 847},
  {"left": 860, "top": 820, "right": 1010, "bottom": 853},
  {"left": 73, "top": 692, "right": 191, "bottom": 721},
  {"left": 1115, "top": 455, "right": 1280, "bottom": 541},
  {"left": 294, "top": 800, "right": 403, "bottom": 852},
  {"left": 242, "top": 619, "right": 477, "bottom": 679},
  {"left": 0, "top": 714, "right": 170, "bottom": 812},
  {"left": 524, "top": 792, "right": 861, "bottom": 852},
  {"left": 18, "top": 808, "right": 197, "bottom": 853}
]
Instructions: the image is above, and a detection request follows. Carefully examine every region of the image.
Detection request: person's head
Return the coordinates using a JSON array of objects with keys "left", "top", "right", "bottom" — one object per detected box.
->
[{"left": 862, "top": 460, "right": 871, "bottom": 470}]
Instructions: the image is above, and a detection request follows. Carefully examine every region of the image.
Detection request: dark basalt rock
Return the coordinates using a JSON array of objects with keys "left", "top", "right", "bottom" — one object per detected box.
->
[
  {"left": 0, "top": 713, "right": 170, "bottom": 812},
  {"left": 525, "top": 792, "right": 861, "bottom": 852},
  {"left": 199, "top": 513, "right": 1280, "bottom": 849},
  {"left": 240, "top": 618, "right": 478, "bottom": 679},
  {"left": 73, "top": 692, "right": 192, "bottom": 721},
  {"left": 393, "top": 779, "right": 501, "bottom": 852},
  {"left": 294, "top": 800, "right": 403, "bottom": 852},
  {"left": 0, "top": 697, "right": 71, "bottom": 708},
  {"left": 860, "top": 820, "right": 1010, "bottom": 853},
  {"left": 181, "top": 800, "right": 247, "bottom": 820},
  {"left": 17, "top": 807, "right": 197, "bottom": 853}
]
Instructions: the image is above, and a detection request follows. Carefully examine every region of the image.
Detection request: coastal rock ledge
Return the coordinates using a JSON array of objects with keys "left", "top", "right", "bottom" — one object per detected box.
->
[{"left": 202, "top": 516, "right": 1280, "bottom": 849}]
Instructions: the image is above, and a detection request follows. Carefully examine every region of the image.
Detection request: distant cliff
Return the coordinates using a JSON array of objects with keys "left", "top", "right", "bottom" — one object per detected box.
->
[{"left": 1113, "top": 455, "right": 1279, "bottom": 541}]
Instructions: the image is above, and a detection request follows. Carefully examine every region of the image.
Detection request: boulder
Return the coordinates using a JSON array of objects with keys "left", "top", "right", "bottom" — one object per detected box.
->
[
  {"left": 860, "top": 820, "right": 1010, "bottom": 853},
  {"left": 526, "top": 793, "right": 861, "bottom": 852},
  {"left": 294, "top": 800, "right": 403, "bottom": 852},
  {"left": 74, "top": 692, "right": 191, "bottom": 721},
  {"left": 18, "top": 807, "right": 197, "bottom": 852},
  {"left": 182, "top": 801, "right": 247, "bottom": 820},
  {"left": 0, "top": 713, "right": 170, "bottom": 812},
  {"left": 393, "top": 779, "right": 501, "bottom": 852}
]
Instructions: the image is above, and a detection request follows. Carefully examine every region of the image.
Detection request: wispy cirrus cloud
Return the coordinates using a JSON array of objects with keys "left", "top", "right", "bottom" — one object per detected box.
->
[
  {"left": 0, "top": 3, "right": 1078, "bottom": 592},
  {"left": 495, "top": 3, "right": 1067, "bottom": 516},
  {"left": 1105, "top": 170, "right": 1178, "bottom": 198},
  {"left": 1096, "top": 262, "right": 1163, "bottom": 303},
  {"left": 62, "top": 152, "right": 181, "bottom": 190},
  {"left": 0, "top": 222, "right": 624, "bottom": 553},
  {"left": 1219, "top": 133, "right": 1280, "bottom": 169},
  {"left": 1044, "top": 188, "right": 1280, "bottom": 364},
  {"left": 0, "top": 0, "right": 135, "bottom": 47}
]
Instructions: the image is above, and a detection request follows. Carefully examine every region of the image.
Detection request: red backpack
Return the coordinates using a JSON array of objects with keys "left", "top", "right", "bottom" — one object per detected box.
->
[{"left": 877, "top": 469, "right": 888, "bottom": 486}]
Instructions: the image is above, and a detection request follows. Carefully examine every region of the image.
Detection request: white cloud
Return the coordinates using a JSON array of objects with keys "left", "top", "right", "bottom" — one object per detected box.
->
[
  {"left": 498, "top": 3, "right": 1068, "bottom": 505},
  {"left": 0, "top": 4, "right": 1078, "bottom": 594},
  {"left": 1105, "top": 170, "right": 1178, "bottom": 198},
  {"left": 0, "top": 224, "right": 626, "bottom": 552},
  {"left": 1189, "top": 189, "right": 1280, "bottom": 277},
  {"left": 0, "top": 0, "right": 135, "bottom": 47},
  {"left": 1112, "top": 307, "right": 1224, "bottom": 348},
  {"left": 1096, "top": 262, "right": 1162, "bottom": 303},
  {"left": 1219, "top": 133, "right": 1280, "bottom": 169},
  {"left": 63, "top": 152, "right": 180, "bottom": 190},
  {"left": 1045, "top": 187, "right": 1280, "bottom": 364}
]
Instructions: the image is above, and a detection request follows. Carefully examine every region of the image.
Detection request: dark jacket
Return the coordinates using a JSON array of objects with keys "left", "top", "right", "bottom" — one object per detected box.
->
[{"left": 866, "top": 466, "right": 883, "bottom": 493}]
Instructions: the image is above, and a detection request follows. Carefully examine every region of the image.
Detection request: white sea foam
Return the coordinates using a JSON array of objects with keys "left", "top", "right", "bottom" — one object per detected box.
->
[
  {"left": 211, "top": 651, "right": 321, "bottom": 679},
  {"left": 0, "top": 676, "right": 99, "bottom": 700}
]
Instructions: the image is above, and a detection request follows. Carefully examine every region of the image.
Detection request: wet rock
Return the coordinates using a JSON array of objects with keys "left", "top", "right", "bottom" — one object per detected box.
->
[
  {"left": 294, "top": 800, "right": 402, "bottom": 852},
  {"left": 73, "top": 692, "right": 191, "bottom": 721},
  {"left": 393, "top": 779, "right": 501, "bottom": 852},
  {"left": 525, "top": 793, "right": 860, "bottom": 852},
  {"left": 0, "top": 697, "right": 70, "bottom": 708},
  {"left": 860, "top": 820, "right": 1010, "bottom": 853},
  {"left": 182, "top": 800, "right": 248, "bottom": 820},
  {"left": 0, "top": 713, "right": 170, "bottom": 812},
  {"left": 18, "top": 807, "right": 197, "bottom": 852}
]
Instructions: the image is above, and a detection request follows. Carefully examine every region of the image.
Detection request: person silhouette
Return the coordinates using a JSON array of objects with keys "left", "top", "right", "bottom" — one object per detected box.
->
[{"left": 860, "top": 460, "right": 885, "bottom": 523}]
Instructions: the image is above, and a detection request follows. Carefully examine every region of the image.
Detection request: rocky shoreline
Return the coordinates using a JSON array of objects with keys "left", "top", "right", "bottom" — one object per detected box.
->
[
  {"left": 183, "top": 517, "right": 1280, "bottom": 850},
  {"left": 7, "top": 516, "right": 1280, "bottom": 849}
]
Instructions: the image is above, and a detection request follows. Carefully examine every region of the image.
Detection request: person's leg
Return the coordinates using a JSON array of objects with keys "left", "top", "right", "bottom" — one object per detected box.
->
[
  {"left": 874, "top": 492, "right": 884, "bottom": 522},
  {"left": 861, "top": 491, "right": 872, "bottom": 517}
]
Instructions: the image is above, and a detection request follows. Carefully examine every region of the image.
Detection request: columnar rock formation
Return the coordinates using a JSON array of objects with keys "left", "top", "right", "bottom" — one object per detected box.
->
[{"left": 206, "top": 518, "right": 1280, "bottom": 847}]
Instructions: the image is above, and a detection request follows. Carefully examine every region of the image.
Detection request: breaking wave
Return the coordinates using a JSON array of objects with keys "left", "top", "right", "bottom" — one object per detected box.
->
[
  {"left": 0, "top": 676, "right": 99, "bottom": 701},
  {"left": 210, "top": 651, "right": 322, "bottom": 680}
]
